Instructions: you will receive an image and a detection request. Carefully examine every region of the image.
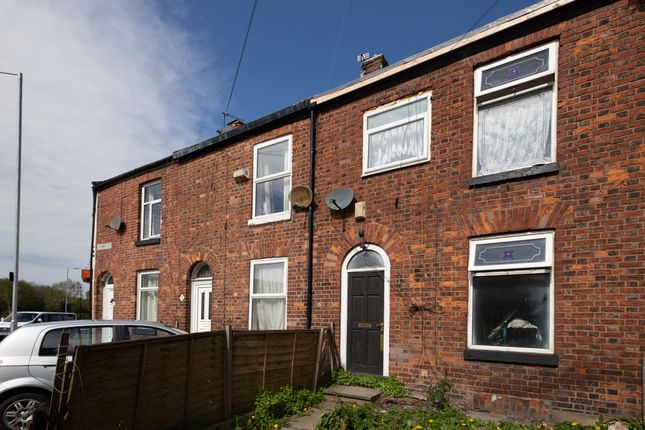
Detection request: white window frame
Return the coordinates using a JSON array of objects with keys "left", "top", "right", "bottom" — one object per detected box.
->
[
  {"left": 467, "top": 231, "right": 554, "bottom": 354},
  {"left": 362, "top": 92, "right": 431, "bottom": 176},
  {"left": 137, "top": 270, "right": 159, "bottom": 321},
  {"left": 472, "top": 41, "right": 558, "bottom": 177},
  {"left": 140, "top": 180, "right": 161, "bottom": 240},
  {"left": 249, "top": 135, "right": 292, "bottom": 225},
  {"left": 248, "top": 258, "right": 288, "bottom": 330}
]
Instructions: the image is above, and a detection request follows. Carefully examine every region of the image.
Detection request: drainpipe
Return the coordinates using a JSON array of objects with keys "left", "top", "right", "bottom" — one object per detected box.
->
[
  {"left": 306, "top": 109, "right": 316, "bottom": 329},
  {"left": 89, "top": 187, "right": 98, "bottom": 319}
]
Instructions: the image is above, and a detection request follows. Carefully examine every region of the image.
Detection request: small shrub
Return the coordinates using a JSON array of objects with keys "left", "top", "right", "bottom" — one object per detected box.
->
[
  {"left": 330, "top": 368, "right": 408, "bottom": 397},
  {"left": 316, "top": 403, "right": 381, "bottom": 430},
  {"left": 246, "top": 385, "right": 323, "bottom": 430},
  {"left": 426, "top": 378, "right": 452, "bottom": 410}
]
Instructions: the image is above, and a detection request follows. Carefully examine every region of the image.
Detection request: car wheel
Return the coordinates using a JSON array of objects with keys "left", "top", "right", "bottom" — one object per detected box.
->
[{"left": 0, "top": 392, "right": 49, "bottom": 430}]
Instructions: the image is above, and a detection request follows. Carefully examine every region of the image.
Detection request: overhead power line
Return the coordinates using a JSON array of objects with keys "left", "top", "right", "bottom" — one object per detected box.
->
[
  {"left": 448, "top": 0, "right": 502, "bottom": 51},
  {"left": 222, "top": 0, "right": 258, "bottom": 130}
]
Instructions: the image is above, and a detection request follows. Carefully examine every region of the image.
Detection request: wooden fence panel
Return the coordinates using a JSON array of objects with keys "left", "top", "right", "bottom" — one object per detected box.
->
[
  {"left": 184, "top": 335, "right": 227, "bottom": 424},
  {"left": 136, "top": 338, "right": 191, "bottom": 427},
  {"left": 55, "top": 328, "right": 335, "bottom": 429},
  {"left": 62, "top": 342, "right": 145, "bottom": 429}
]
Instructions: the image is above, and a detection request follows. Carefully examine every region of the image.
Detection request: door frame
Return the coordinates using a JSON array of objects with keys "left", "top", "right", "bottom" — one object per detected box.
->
[
  {"left": 191, "top": 280, "right": 212, "bottom": 332},
  {"left": 340, "top": 244, "right": 390, "bottom": 376},
  {"left": 102, "top": 284, "right": 114, "bottom": 320},
  {"left": 190, "top": 263, "right": 213, "bottom": 333}
]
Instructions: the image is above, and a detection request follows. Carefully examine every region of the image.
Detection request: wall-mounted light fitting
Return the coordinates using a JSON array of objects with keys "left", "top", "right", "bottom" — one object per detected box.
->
[
  {"left": 355, "top": 201, "right": 366, "bottom": 221},
  {"left": 233, "top": 168, "right": 249, "bottom": 183}
]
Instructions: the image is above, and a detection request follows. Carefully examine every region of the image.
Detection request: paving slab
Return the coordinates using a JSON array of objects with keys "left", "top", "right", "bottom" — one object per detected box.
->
[{"left": 323, "top": 385, "right": 382, "bottom": 402}]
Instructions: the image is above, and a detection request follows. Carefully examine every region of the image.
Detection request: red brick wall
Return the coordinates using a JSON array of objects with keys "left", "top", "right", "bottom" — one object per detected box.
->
[
  {"left": 94, "top": 120, "right": 313, "bottom": 332},
  {"left": 93, "top": 0, "right": 643, "bottom": 418}
]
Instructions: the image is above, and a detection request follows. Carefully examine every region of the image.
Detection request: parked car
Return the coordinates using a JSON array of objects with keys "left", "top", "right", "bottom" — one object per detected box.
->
[
  {"left": 0, "top": 320, "right": 185, "bottom": 429},
  {"left": 0, "top": 312, "right": 76, "bottom": 339}
]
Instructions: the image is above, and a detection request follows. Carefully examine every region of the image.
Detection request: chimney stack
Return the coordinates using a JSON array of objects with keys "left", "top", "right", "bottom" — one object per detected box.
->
[
  {"left": 219, "top": 118, "right": 245, "bottom": 134},
  {"left": 358, "top": 53, "right": 389, "bottom": 77}
]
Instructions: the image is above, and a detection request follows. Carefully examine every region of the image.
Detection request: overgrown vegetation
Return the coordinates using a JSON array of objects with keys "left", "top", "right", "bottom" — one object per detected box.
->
[
  {"left": 316, "top": 377, "right": 644, "bottom": 430},
  {"left": 330, "top": 368, "right": 408, "bottom": 397},
  {"left": 426, "top": 378, "right": 451, "bottom": 410},
  {"left": 243, "top": 385, "right": 323, "bottom": 430},
  {"left": 315, "top": 403, "right": 640, "bottom": 430}
]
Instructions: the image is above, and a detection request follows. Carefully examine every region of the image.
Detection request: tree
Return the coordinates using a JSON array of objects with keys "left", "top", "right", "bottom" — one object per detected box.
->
[{"left": 0, "top": 278, "right": 90, "bottom": 318}]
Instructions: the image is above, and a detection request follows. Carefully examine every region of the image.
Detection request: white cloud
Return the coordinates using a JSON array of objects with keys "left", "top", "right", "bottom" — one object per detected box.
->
[{"left": 0, "top": 0, "right": 221, "bottom": 284}]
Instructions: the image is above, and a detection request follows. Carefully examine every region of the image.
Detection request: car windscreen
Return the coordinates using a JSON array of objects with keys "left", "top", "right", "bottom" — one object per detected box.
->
[{"left": 6, "top": 312, "right": 39, "bottom": 322}]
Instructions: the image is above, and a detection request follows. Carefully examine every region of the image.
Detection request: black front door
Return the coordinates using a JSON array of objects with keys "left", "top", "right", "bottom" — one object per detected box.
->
[{"left": 347, "top": 271, "right": 384, "bottom": 375}]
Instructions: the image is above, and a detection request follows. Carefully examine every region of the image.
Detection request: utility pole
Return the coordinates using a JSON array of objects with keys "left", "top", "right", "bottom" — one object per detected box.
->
[{"left": 1, "top": 71, "right": 23, "bottom": 333}]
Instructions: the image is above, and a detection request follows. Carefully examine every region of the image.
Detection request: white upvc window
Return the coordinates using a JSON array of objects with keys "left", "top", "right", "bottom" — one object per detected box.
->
[
  {"left": 140, "top": 181, "right": 161, "bottom": 240},
  {"left": 363, "top": 92, "right": 431, "bottom": 176},
  {"left": 249, "top": 258, "right": 287, "bottom": 330},
  {"left": 468, "top": 231, "right": 554, "bottom": 354},
  {"left": 137, "top": 270, "right": 159, "bottom": 321},
  {"left": 473, "top": 41, "right": 558, "bottom": 177},
  {"left": 249, "top": 136, "right": 292, "bottom": 225}
]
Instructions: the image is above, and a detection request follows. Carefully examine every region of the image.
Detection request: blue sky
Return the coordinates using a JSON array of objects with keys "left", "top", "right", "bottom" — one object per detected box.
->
[
  {"left": 160, "top": 0, "right": 538, "bottom": 140},
  {"left": 0, "top": 0, "right": 537, "bottom": 285}
]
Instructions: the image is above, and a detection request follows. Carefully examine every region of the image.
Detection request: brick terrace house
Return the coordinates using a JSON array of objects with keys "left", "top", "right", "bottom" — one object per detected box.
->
[{"left": 91, "top": 0, "right": 643, "bottom": 419}]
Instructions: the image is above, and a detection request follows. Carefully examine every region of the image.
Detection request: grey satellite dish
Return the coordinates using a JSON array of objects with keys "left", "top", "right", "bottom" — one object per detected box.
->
[
  {"left": 289, "top": 185, "right": 313, "bottom": 208},
  {"left": 325, "top": 187, "right": 354, "bottom": 211},
  {"left": 107, "top": 216, "right": 123, "bottom": 231}
]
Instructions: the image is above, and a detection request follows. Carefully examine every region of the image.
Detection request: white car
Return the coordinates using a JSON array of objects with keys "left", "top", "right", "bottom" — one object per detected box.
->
[
  {"left": 0, "top": 320, "right": 185, "bottom": 429},
  {"left": 0, "top": 312, "right": 76, "bottom": 339}
]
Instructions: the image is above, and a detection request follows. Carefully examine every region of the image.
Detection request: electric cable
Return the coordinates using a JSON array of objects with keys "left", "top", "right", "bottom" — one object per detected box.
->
[
  {"left": 326, "top": 0, "right": 350, "bottom": 89},
  {"left": 222, "top": 0, "right": 258, "bottom": 131},
  {"left": 448, "top": 0, "right": 502, "bottom": 52}
]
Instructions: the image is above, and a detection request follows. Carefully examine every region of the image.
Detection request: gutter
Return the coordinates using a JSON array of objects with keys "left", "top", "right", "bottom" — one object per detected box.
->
[
  {"left": 173, "top": 99, "right": 312, "bottom": 161},
  {"left": 93, "top": 156, "right": 173, "bottom": 192},
  {"left": 92, "top": 100, "right": 312, "bottom": 191}
]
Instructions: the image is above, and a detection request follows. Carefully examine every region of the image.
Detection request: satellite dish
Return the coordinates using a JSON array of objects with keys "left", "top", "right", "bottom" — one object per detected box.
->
[
  {"left": 289, "top": 185, "right": 313, "bottom": 208},
  {"left": 107, "top": 216, "right": 123, "bottom": 231},
  {"left": 325, "top": 187, "right": 354, "bottom": 211}
]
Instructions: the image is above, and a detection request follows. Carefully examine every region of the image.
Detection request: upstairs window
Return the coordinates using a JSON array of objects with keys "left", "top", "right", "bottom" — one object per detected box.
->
[
  {"left": 251, "top": 136, "right": 292, "bottom": 224},
  {"left": 473, "top": 42, "right": 558, "bottom": 177},
  {"left": 363, "top": 93, "right": 431, "bottom": 176},
  {"left": 140, "top": 181, "right": 161, "bottom": 240},
  {"left": 468, "top": 232, "right": 554, "bottom": 354}
]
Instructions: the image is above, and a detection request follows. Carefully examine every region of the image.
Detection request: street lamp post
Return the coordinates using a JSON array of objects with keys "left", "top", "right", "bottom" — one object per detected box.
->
[
  {"left": 66, "top": 267, "right": 82, "bottom": 316},
  {"left": 1, "top": 71, "right": 23, "bottom": 333}
]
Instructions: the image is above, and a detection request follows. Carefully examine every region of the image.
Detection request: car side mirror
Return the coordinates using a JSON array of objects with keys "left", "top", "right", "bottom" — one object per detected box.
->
[{"left": 36, "top": 318, "right": 43, "bottom": 323}]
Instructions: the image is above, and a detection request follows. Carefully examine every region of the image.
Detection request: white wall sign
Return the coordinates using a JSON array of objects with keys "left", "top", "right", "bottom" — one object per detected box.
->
[{"left": 97, "top": 242, "right": 112, "bottom": 251}]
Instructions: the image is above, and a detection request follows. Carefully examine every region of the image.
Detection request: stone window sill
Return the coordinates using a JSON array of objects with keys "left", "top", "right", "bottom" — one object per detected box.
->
[
  {"left": 469, "top": 162, "right": 560, "bottom": 187},
  {"left": 135, "top": 238, "right": 161, "bottom": 247},
  {"left": 463, "top": 348, "right": 559, "bottom": 367}
]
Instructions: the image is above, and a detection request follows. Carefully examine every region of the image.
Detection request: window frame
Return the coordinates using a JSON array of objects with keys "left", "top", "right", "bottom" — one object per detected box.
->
[
  {"left": 248, "top": 257, "right": 288, "bottom": 330},
  {"left": 136, "top": 270, "right": 159, "bottom": 321},
  {"left": 362, "top": 92, "right": 431, "bottom": 176},
  {"left": 249, "top": 135, "right": 292, "bottom": 225},
  {"left": 467, "top": 231, "right": 555, "bottom": 355},
  {"left": 140, "top": 180, "right": 162, "bottom": 240},
  {"left": 472, "top": 41, "right": 558, "bottom": 178}
]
